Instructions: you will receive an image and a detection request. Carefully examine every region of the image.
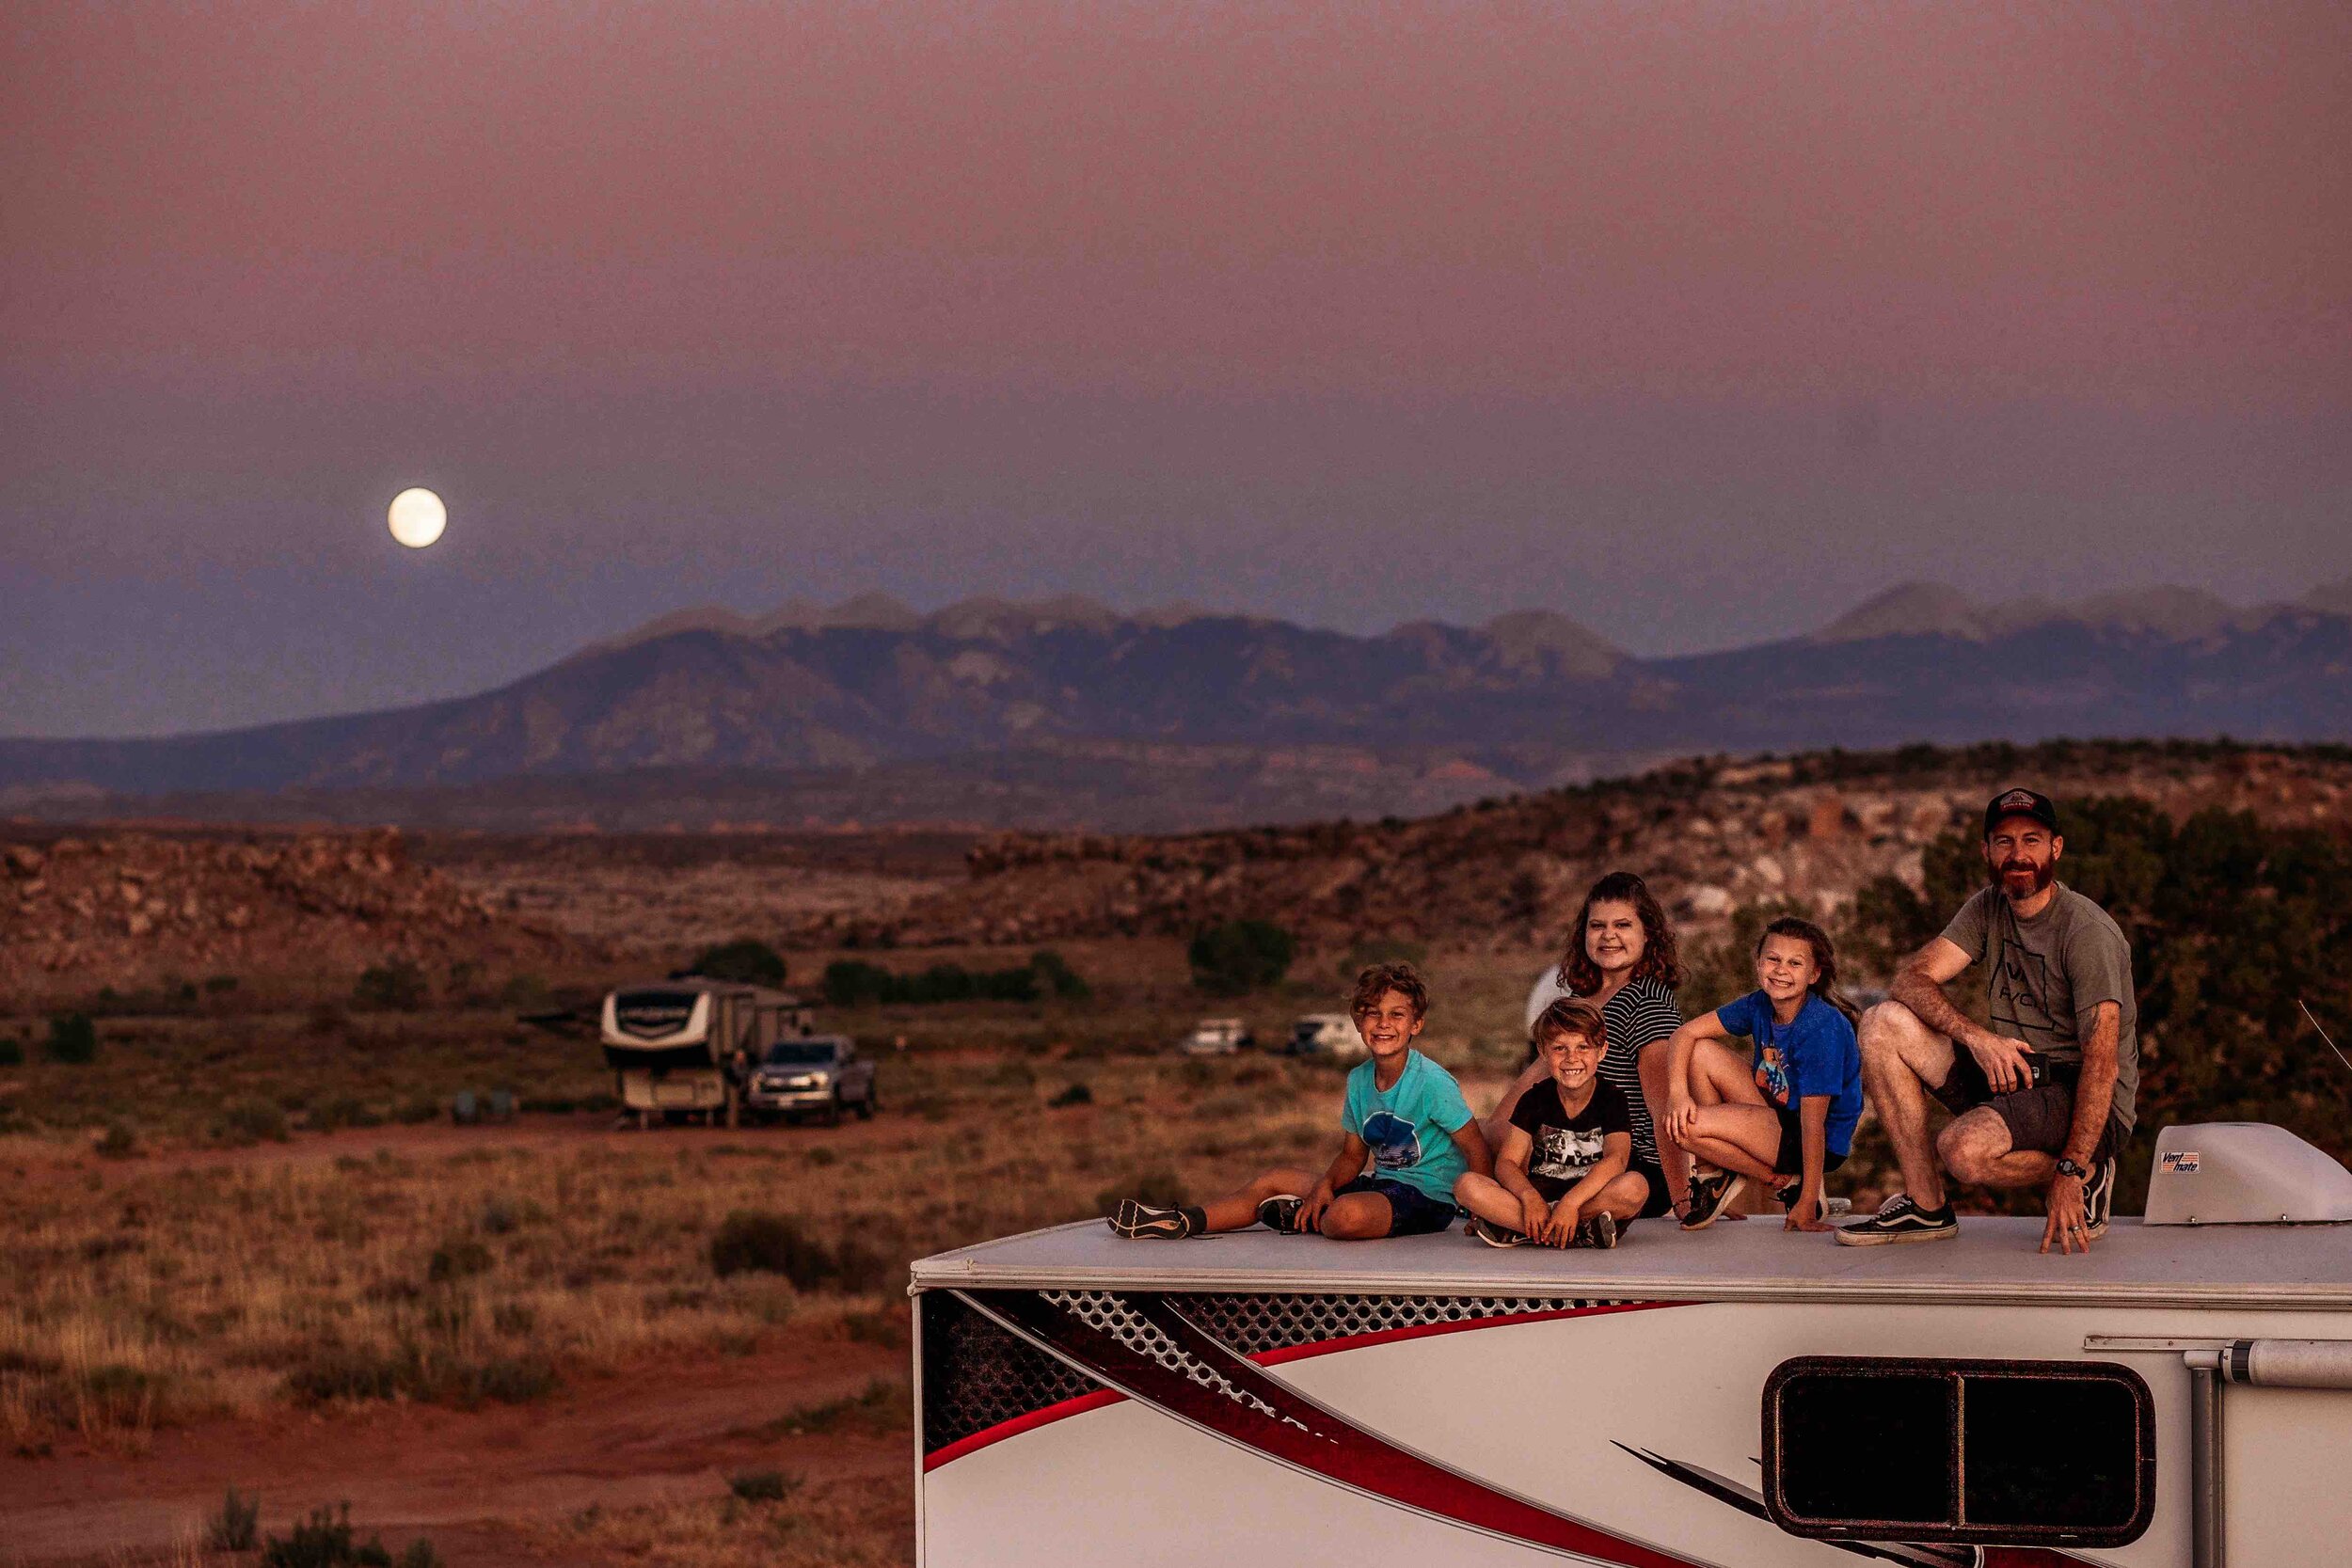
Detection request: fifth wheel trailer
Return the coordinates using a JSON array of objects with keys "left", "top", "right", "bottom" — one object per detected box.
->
[
  {"left": 598, "top": 978, "right": 808, "bottom": 1127},
  {"left": 911, "top": 1123, "right": 2352, "bottom": 1566}
]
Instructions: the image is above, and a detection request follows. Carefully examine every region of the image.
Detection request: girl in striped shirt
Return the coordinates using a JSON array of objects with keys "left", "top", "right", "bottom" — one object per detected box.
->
[{"left": 1487, "top": 871, "right": 1689, "bottom": 1218}]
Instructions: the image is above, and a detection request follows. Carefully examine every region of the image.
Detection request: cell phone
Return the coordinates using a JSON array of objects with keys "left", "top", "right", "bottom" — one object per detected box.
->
[{"left": 2019, "top": 1050, "right": 2053, "bottom": 1087}]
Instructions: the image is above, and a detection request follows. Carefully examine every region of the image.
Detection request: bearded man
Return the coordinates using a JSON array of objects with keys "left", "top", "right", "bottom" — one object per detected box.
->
[{"left": 1838, "top": 788, "right": 2138, "bottom": 1253}]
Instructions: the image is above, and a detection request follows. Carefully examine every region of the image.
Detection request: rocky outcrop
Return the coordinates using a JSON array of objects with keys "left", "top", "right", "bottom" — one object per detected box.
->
[
  {"left": 0, "top": 828, "right": 570, "bottom": 999},
  {"left": 794, "top": 745, "right": 2352, "bottom": 950}
]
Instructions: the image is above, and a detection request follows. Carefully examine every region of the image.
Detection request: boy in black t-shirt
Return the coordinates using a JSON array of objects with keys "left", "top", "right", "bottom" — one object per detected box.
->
[{"left": 1454, "top": 998, "right": 1652, "bottom": 1248}]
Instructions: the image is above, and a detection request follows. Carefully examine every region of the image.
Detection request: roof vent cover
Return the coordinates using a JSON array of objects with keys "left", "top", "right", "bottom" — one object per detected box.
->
[{"left": 2143, "top": 1123, "right": 2352, "bottom": 1226}]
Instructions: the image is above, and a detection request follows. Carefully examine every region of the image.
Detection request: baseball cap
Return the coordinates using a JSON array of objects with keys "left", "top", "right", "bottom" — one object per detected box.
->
[{"left": 1984, "top": 787, "right": 2059, "bottom": 836}]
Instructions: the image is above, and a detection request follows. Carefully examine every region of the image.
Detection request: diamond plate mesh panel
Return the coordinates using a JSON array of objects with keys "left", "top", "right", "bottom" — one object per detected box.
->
[
  {"left": 921, "top": 1291, "right": 1097, "bottom": 1454},
  {"left": 1180, "top": 1292, "right": 1624, "bottom": 1354},
  {"left": 1042, "top": 1291, "right": 1288, "bottom": 1423}
]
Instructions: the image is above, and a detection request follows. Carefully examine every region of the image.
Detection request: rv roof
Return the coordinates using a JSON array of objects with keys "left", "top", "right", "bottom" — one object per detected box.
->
[{"left": 912, "top": 1216, "right": 2352, "bottom": 1311}]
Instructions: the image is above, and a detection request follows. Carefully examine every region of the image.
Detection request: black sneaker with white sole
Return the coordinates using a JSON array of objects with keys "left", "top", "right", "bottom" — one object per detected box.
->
[
  {"left": 1835, "top": 1194, "right": 1958, "bottom": 1246},
  {"left": 1680, "top": 1171, "right": 1746, "bottom": 1230},
  {"left": 1467, "top": 1216, "right": 1528, "bottom": 1248},
  {"left": 1573, "top": 1212, "right": 1619, "bottom": 1250},
  {"left": 1772, "top": 1177, "right": 1802, "bottom": 1211},
  {"left": 2081, "top": 1157, "right": 2115, "bottom": 1240},
  {"left": 1108, "top": 1199, "right": 1201, "bottom": 1240},
  {"left": 1255, "top": 1195, "right": 1307, "bottom": 1234}
]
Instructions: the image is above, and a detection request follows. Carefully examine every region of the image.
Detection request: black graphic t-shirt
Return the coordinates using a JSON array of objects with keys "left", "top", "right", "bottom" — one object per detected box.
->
[{"left": 1508, "top": 1078, "right": 1633, "bottom": 1200}]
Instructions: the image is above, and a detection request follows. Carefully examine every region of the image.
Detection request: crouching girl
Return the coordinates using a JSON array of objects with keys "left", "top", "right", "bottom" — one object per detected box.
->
[
  {"left": 1662, "top": 916, "right": 1864, "bottom": 1232},
  {"left": 1454, "top": 998, "right": 1652, "bottom": 1248}
]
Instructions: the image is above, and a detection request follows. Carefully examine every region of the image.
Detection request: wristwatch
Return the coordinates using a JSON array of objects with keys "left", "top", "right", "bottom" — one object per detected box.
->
[{"left": 2054, "top": 1158, "right": 2089, "bottom": 1181}]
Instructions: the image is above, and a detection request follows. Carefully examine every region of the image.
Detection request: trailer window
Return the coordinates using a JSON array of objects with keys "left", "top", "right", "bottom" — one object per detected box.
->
[{"left": 1763, "top": 1356, "right": 2153, "bottom": 1547}]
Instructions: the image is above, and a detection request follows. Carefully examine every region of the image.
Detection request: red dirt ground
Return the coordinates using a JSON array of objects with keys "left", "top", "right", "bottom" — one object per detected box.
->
[{"left": 3, "top": 1336, "right": 906, "bottom": 1566}]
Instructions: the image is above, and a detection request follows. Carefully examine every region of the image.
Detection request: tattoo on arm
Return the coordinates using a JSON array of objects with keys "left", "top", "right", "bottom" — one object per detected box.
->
[{"left": 2064, "top": 1004, "right": 2120, "bottom": 1164}]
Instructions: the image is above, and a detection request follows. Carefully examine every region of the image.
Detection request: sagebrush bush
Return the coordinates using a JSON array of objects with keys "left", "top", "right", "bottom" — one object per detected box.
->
[
  {"left": 262, "top": 1502, "right": 394, "bottom": 1568},
  {"left": 1047, "top": 1082, "right": 1093, "bottom": 1107},
  {"left": 351, "top": 961, "right": 428, "bottom": 1012},
  {"left": 425, "top": 1238, "right": 492, "bottom": 1284},
  {"left": 728, "top": 1468, "right": 800, "bottom": 1503},
  {"left": 44, "top": 1013, "right": 99, "bottom": 1065},
  {"left": 691, "top": 938, "right": 788, "bottom": 988},
  {"left": 95, "top": 1120, "right": 138, "bottom": 1159},
  {"left": 1188, "top": 920, "right": 1295, "bottom": 995},
  {"left": 205, "top": 1486, "right": 262, "bottom": 1551},
  {"left": 707, "top": 1211, "right": 890, "bottom": 1291},
  {"left": 219, "top": 1098, "right": 291, "bottom": 1145}
]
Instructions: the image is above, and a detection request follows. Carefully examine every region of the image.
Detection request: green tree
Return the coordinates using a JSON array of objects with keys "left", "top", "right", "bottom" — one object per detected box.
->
[
  {"left": 1188, "top": 920, "right": 1295, "bottom": 996},
  {"left": 690, "top": 939, "right": 787, "bottom": 989}
]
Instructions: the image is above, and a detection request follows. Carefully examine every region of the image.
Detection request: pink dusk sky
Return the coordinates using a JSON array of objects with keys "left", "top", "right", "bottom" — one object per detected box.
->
[{"left": 5, "top": 2, "right": 2348, "bottom": 735}]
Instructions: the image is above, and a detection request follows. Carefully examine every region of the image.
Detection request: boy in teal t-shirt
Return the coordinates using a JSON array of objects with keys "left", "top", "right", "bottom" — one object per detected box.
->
[{"left": 1108, "top": 962, "right": 1492, "bottom": 1241}]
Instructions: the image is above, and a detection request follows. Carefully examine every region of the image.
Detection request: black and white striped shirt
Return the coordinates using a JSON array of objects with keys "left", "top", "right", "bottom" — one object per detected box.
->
[{"left": 1528, "top": 973, "right": 1684, "bottom": 1168}]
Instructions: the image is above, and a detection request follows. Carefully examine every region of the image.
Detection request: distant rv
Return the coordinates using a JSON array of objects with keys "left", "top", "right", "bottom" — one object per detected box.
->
[{"left": 599, "top": 977, "right": 810, "bottom": 1128}]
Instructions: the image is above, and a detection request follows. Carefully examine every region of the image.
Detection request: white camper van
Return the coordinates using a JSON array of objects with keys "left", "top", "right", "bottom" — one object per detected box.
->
[
  {"left": 599, "top": 978, "right": 808, "bottom": 1127},
  {"left": 911, "top": 1122, "right": 2352, "bottom": 1565}
]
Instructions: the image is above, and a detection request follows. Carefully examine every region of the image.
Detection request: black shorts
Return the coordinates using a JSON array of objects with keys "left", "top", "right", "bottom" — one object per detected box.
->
[
  {"left": 1529, "top": 1160, "right": 1673, "bottom": 1220},
  {"left": 1336, "top": 1175, "right": 1458, "bottom": 1236},
  {"left": 1931, "top": 1052, "right": 2121, "bottom": 1164},
  {"left": 1771, "top": 1105, "right": 1851, "bottom": 1179}
]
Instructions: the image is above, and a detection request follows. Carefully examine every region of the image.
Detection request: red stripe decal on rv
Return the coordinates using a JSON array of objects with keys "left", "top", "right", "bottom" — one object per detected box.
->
[
  {"left": 943, "top": 1291, "right": 1705, "bottom": 1566},
  {"left": 924, "top": 1298, "right": 1687, "bottom": 1471}
]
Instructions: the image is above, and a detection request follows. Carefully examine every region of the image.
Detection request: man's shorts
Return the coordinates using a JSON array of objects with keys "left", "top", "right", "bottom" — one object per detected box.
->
[
  {"left": 1931, "top": 1051, "right": 2122, "bottom": 1164},
  {"left": 1335, "top": 1175, "right": 1458, "bottom": 1236},
  {"left": 1528, "top": 1160, "right": 1674, "bottom": 1220},
  {"left": 1770, "top": 1105, "right": 1851, "bottom": 1179}
]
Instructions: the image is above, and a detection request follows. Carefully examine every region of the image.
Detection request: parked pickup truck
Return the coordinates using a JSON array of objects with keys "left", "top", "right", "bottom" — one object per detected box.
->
[{"left": 741, "top": 1035, "right": 878, "bottom": 1125}]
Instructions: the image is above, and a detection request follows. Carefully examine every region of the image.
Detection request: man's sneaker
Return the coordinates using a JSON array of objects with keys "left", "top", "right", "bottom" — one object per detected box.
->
[
  {"left": 1255, "top": 1195, "right": 1307, "bottom": 1234},
  {"left": 1681, "top": 1171, "right": 1747, "bottom": 1230},
  {"left": 2081, "top": 1157, "right": 2115, "bottom": 1240},
  {"left": 1467, "top": 1216, "right": 1528, "bottom": 1248},
  {"left": 1835, "top": 1194, "right": 1958, "bottom": 1246},
  {"left": 1572, "top": 1212, "right": 1619, "bottom": 1250},
  {"left": 1109, "top": 1199, "right": 1199, "bottom": 1240}
]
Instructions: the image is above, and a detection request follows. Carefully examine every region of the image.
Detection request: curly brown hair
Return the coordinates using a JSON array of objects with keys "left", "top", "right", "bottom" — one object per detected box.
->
[
  {"left": 1555, "top": 870, "right": 1684, "bottom": 995},
  {"left": 1349, "top": 960, "right": 1429, "bottom": 1020}
]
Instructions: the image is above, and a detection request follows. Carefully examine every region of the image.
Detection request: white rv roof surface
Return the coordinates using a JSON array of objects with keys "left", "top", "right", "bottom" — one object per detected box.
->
[{"left": 911, "top": 1216, "right": 2352, "bottom": 1310}]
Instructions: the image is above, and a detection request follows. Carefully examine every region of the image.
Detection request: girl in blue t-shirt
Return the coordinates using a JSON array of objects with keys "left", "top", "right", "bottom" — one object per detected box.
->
[{"left": 1660, "top": 916, "right": 1864, "bottom": 1233}]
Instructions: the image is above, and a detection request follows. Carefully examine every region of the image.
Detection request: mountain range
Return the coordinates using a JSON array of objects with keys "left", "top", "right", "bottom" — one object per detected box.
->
[{"left": 5, "top": 578, "right": 2348, "bottom": 832}]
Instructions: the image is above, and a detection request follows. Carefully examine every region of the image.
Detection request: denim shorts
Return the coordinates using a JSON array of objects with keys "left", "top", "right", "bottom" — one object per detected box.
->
[{"left": 1335, "top": 1175, "right": 1459, "bottom": 1236}]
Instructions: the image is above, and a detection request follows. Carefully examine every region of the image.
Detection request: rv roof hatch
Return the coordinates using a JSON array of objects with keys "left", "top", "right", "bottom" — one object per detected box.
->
[{"left": 2143, "top": 1122, "right": 2352, "bottom": 1226}]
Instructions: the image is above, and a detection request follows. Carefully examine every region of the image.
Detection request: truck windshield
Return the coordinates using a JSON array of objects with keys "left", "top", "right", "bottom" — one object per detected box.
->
[{"left": 763, "top": 1042, "right": 839, "bottom": 1065}]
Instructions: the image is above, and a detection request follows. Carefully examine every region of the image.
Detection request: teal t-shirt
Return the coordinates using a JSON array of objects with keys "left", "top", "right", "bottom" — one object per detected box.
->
[{"left": 1341, "top": 1050, "right": 1475, "bottom": 1201}]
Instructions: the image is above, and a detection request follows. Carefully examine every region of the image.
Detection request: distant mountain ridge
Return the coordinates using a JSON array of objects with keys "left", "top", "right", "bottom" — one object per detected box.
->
[{"left": 3, "top": 581, "right": 2348, "bottom": 831}]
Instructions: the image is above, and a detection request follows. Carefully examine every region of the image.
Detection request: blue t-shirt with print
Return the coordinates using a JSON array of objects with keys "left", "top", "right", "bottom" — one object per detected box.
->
[
  {"left": 1341, "top": 1049, "right": 1476, "bottom": 1201},
  {"left": 1714, "top": 990, "right": 1864, "bottom": 1158}
]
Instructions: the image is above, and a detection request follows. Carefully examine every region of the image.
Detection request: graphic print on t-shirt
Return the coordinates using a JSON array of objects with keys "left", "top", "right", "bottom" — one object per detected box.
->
[
  {"left": 1756, "top": 1043, "right": 1791, "bottom": 1108},
  {"left": 1529, "top": 1124, "right": 1606, "bottom": 1183},
  {"left": 1360, "top": 1110, "right": 1423, "bottom": 1174},
  {"left": 1990, "top": 940, "right": 2058, "bottom": 1037}
]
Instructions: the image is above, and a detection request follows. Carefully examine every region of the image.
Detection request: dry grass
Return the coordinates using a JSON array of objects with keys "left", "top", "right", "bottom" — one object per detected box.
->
[
  {"left": 1, "top": 940, "right": 1549, "bottom": 1456},
  {"left": 526, "top": 1473, "right": 912, "bottom": 1568}
]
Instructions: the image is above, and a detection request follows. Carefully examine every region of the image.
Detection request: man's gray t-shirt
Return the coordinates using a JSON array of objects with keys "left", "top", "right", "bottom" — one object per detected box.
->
[{"left": 1940, "top": 882, "right": 2139, "bottom": 1133}]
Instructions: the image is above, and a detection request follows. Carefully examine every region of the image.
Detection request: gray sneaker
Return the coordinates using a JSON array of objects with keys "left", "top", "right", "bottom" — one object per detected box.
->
[{"left": 1572, "top": 1212, "right": 1619, "bottom": 1250}]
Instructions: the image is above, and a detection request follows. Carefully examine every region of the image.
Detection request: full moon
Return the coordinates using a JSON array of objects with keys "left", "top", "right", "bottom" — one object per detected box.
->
[{"left": 387, "top": 487, "right": 448, "bottom": 548}]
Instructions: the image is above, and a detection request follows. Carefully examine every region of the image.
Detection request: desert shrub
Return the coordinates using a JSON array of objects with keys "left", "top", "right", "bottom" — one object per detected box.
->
[
  {"left": 392, "top": 1095, "right": 439, "bottom": 1125},
  {"left": 0, "top": 1033, "right": 21, "bottom": 1066},
  {"left": 312, "top": 1095, "right": 381, "bottom": 1132},
  {"left": 1029, "top": 948, "right": 1091, "bottom": 1000},
  {"left": 1047, "top": 1081, "right": 1094, "bottom": 1107},
  {"left": 1189, "top": 920, "right": 1295, "bottom": 996},
  {"left": 398, "top": 1541, "right": 441, "bottom": 1568},
  {"left": 95, "top": 1120, "right": 138, "bottom": 1159},
  {"left": 281, "top": 1345, "right": 556, "bottom": 1410},
  {"left": 1093, "top": 1166, "right": 1185, "bottom": 1214},
  {"left": 496, "top": 972, "right": 553, "bottom": 1008},
  {"left": 44, "top": 1012, "right": 99, "bottom": 1065},
  {"left": 708, "top": 1211, "right": 890, "bottom": 1291},
  {"left": 822, "top": 956, "right": 1068, "bottom": 1006},
  {"left": 691, "top": 938, "right": 788, "bottom": 988},
  {"left": 728, "top": 1468, "right": 802, "bottom": 1503},
  {"left": 262, "top": 1502, "right": 395, "bottom": 1568},
  {"left": 203, "top": 973, "right": 241, "bottom": 995},
  {"left": 206, "top": 1486, "right": 262, "bottom": 1551},
  {"left": 220, "top": 1098, "right": 291, "bottom": 1145},
  {"left": 426, "top": 1238, "right": 493, "bottom": 1284},
  {"left": 352, "top": 961, "right": 428, "bottom": 1011}
]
